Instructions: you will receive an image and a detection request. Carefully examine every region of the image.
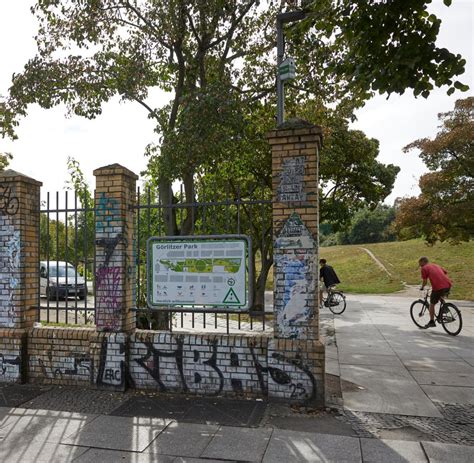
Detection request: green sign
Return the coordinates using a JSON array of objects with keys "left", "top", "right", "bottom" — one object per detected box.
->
[{"left": 147, "top": 236, "right": 251, "bottom": 310}]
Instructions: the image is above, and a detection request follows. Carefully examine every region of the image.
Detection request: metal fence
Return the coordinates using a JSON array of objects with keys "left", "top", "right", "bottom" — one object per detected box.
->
[
  {"left": 38, "top": 190, "right": 96, "bottom": 325},
  {"left": 38, "top": 181, "right": 274, "bottom": 333}
]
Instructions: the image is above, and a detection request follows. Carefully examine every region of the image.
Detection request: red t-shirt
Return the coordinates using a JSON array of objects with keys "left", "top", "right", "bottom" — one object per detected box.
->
[{"left": 421, "top": 263, "right": 452, "bottom": 291}]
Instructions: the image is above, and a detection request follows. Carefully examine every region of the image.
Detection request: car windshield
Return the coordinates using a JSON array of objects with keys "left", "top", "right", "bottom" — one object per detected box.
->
[{"left": 48, "top": 265, "right": 77, "bottom": 278}]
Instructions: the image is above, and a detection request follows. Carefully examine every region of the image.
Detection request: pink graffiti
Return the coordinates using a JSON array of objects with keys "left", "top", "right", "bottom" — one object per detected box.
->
[{"left": 96, "top": 266, "right": 122, "bottom": 330}]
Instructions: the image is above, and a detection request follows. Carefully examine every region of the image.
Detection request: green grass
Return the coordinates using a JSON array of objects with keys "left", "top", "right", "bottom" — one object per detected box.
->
[
  {"left": 256, "top": 239, "right": 473, "bottom": 300},
  {"left": 365, "top": 239, "right": 474, "bottom": 300},
  {"left": 320, "top": 245, "right": 403, "bottom": 294}
]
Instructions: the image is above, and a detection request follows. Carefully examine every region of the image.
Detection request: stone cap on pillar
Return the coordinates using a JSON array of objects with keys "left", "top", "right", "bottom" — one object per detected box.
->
[
  {"left": 266, "top": 117, "right": 323, "bottom": 148},
  {"left": 93, "top": 163, "right": 139, "bottom": 180},
  {"left": 0, "top": 169, "right": 43, "bottom": 186}
]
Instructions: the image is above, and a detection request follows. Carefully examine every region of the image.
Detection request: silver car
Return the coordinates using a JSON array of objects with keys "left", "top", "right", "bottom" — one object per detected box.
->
[{"left": 40, "top": 261, "right": 87, "bottom": 300}]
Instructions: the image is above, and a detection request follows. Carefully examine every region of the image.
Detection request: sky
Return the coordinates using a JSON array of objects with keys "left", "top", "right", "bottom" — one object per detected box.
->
[{"left": 0, "top": 0, "right": 473, "bottom": 205}]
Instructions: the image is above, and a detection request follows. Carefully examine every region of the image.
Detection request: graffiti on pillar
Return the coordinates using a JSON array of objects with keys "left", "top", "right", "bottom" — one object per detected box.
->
[
  {"left": 96, "top": 192, "right": 119, "bottom": 232},
  {"left": 0, "top": 229, "right": 21, "bottom": 327},
  {"left": 96, "top": 233, "right": 127, "bottom": 267},
  {"left": 269, "top": 350, "right": 316, "bottom": 401},
  {"left": 96, "top": 336, "right": 132, "bottom": 388},
  {"left": 95, "top": 191, "right": 126, "bottom": 330},
  {"left": 96, "top": 266, "right": 122, "bottom": 330},
  {"left": 274, "top": 213, "right": 315, "bottom": 339},
  {"left": 275, "top": 212, "right": 314, "bottom": 249},
  {"left": 278, "top": 156, "right": 307, "bottom": 202},
  {"left": 0, "top": 185, "right": 19, "bottom": 216}
]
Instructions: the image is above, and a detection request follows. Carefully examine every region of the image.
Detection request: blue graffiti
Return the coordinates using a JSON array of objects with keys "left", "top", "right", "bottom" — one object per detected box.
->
[{"left": 96, "top": 193, "right": 119, "bottom": 232}]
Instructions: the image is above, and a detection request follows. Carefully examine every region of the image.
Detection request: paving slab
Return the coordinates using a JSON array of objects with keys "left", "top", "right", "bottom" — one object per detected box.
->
[
  {"left": 420, "top": 385, "right": 474, "bottom": 404},
  {"left": 145, "top": 422, "right": 219, "bottom": 457},
  {"left": 201, "top": 426, "right": 272, "bottom": 462},
  {"left": 111, "top": 395, "right": 266, "bottom": 427},
  {"left": 61, "top": 415, "right": 169, "bottom": 452},
  {"left": 264, "top": 414, "right": 357, "bottom": 437},
  {"left": 403, "top": 359, "right": 473, "bottom": 372},
  {"left": 0, "top": 441, "right": 88, "bottom": 463},
  {"left": 74, "top": 448, "right": 175, "bottom": 463},
  {"left": 410, "top": 371, "right": 474, "bottom": 387},
  {"left": 360, "top": 438, "right": 427, "bottom": 462},
  {"left": 0, "top": 407, "right": 96, "bottom": 444},
  {"left": 340, "top": 365, "right": 442, "bottom": 417},
  {"left": 422, "top": 441, "right": 474, "bottom": 463},
  {"left": 262, "top": 429, "right": 361, "bottom": 462},
  {"left": 339, "top": 353, "right": 403, "bottom": 367}
]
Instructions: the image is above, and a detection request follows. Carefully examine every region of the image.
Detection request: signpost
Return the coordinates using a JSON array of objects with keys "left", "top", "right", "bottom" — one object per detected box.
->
[{"left": 147, "top": 235, "right": 252, "bottom": 310}]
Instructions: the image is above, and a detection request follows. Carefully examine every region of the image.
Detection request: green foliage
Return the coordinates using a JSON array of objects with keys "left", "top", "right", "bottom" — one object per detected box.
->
[
  {"left": 338, "top": 205, "right": 396, "bottom": 245},
  {"left": 295, "top": 0, "right": 468, "bottom": 99},
  {"left": 0, "top": 151, "right": 12, "bottom": 171},
  {"left": 395, "top": 97, "right": 474, "bottom": 244}
]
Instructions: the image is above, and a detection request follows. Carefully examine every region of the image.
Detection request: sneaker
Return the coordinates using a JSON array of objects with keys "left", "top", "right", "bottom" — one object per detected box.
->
[{"left": 424, "top": 320, "right": 436, "bottom": 329}]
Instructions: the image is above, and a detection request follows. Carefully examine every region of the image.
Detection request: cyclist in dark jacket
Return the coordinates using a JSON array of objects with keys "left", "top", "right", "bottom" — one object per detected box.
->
[{"left": 319, "top": 259, "right": 341, "bottom": 306}]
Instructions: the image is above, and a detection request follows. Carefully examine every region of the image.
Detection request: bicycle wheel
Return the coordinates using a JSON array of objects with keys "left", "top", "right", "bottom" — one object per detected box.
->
[
  {"left": 410, "top": 300, "right": 430, "bottom": 328},
  {"left": 328, "top": 292, "right": 346, "bottom": 315},
  {"left": 439, "top": 303, "right": 462, "bottom": 336}
]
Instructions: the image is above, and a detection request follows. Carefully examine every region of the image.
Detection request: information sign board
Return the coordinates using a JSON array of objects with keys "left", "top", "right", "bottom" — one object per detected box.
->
[{"left": 147, "top": 235, "right": 251, "bottom": 310}]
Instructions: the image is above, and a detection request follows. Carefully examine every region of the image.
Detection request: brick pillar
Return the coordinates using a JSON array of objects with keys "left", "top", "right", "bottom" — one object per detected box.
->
[
  {"left": 94, "top": 164, "right": 137, "bottom": 333},
  {"left": 0, "top": 170, "right": 41, "bottom": 382},
  {"left": 266, "top": 118, "right": 325, "bottom": 405}
]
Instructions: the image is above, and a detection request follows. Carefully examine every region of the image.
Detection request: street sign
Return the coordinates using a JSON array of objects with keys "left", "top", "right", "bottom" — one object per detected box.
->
[
  {"left": 147, "top": 235, "right": 252, "bottom": 310},
  {"left": 279, "top": 57, "right": 296, "bottom": 81}
]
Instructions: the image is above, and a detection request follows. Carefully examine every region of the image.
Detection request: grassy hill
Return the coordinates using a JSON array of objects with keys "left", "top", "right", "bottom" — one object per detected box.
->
[{"left": 320, "top": 239, "right": 473, "bottom": 300}]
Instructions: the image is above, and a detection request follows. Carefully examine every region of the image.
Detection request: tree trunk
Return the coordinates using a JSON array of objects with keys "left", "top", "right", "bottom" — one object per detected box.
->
[
  {"left": 180, "top": 170, "right": 197, "bottom": 236},
  {"left": 253, "top": 249, "right": 273, "bottom": 311}
]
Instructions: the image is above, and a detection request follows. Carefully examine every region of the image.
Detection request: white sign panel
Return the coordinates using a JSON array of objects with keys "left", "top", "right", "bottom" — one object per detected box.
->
[{"left": 147, "top": 236, "right": 250, "bottom": 309}]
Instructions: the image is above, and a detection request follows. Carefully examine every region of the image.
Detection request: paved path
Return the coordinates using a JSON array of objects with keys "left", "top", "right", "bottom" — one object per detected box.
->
[{"left": 327, "top": 294, "right": 474, "bottom": 418}]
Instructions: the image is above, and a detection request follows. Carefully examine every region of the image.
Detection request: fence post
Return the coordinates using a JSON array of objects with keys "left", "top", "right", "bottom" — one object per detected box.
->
[
  {"left": 93, "top": 164, "right": 138, "bottom": 333},
  {"left": 266, "top": 118, "right": 325, "bottom": 405},
  {"left": 92, "top": 164, "right": 137, "bottom": 391},
  {"left": 0, "top": 170, "right": 42, "bottom": 382}
]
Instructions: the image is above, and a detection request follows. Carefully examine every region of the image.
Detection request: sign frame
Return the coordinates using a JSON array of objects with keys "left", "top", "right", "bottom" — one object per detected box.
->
[{"left": 146, "top": 235, "right": 253, "bottom": 312}]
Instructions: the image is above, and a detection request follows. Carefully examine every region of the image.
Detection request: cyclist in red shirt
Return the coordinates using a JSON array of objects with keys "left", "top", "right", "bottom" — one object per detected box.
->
[{"left": 419, "top": 256, "right": 452, "bottom": 329}]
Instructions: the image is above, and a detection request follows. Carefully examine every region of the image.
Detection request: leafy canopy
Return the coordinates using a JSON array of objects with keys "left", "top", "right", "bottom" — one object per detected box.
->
[{"left": 394, "top": 97, "right": 474, "bottom": 244}]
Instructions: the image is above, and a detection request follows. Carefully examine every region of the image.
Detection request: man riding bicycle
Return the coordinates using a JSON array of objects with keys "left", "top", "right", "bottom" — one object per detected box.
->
[
  {"left": 419, "top": 256, "right": 452, "bottom": 329},
  {"left": 319, "top": 259, "right": 341, "bottom": 306}
]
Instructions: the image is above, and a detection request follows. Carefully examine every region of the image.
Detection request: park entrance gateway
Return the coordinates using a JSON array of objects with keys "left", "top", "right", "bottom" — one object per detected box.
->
[{"left": 0, "top": 119, "right": 325, "bottom": 405}]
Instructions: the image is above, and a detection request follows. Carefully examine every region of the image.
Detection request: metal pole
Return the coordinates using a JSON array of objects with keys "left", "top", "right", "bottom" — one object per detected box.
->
[
  {"left": 277, "top": 18, "right": 285, "bottom": 126},
  {"left": 276, "top": 10, "right": 306, "bottom": 126}
]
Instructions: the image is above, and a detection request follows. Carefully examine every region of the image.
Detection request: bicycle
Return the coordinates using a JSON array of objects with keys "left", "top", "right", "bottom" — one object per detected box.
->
[
  {"left": 410, "top": 289, "right": 462, "bottom": 336},
  {"left": 321, "top": 285, "right": 346, "bottom": 315}
]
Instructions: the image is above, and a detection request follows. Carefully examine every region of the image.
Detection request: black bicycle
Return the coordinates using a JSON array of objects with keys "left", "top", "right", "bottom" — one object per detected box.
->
[
  {"left": 321, "top": 286, "right": 346, "bottom": 315},
  {"left": 410, "top": 289, "right": 462, "bottom": 336}
]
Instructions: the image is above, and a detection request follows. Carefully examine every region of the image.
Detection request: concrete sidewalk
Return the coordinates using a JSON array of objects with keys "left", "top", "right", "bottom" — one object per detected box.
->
[{"left": 1, "top": 405, "right": 473, "bottom": 462}]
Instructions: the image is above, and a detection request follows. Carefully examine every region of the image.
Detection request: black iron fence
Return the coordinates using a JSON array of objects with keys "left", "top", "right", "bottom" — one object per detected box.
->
[
  {"left": 38, "top": 190, "right": 96, "bottom": 325},
  {"left": 38, "top": 181, "right": 274, "bottom": 333}
]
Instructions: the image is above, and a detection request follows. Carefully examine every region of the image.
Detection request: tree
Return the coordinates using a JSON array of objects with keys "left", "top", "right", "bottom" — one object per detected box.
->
[
  {"left": 338, "top": 205, "right": 396, "bottom": 245},
  {"left": 394, "top": 97, "right": 474, "bottom": 243},
  {"left": 0, "top": 1, "right": 467, "bottom": 304}
]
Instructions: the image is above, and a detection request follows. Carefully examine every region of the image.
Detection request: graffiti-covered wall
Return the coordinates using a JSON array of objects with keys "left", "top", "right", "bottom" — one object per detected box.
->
[{"left": 26, "top": 328, "right": 322, "bottom": 402}]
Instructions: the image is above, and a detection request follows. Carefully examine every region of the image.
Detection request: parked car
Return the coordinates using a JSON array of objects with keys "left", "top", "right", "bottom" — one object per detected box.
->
[{"left": 40, "top": 261, "right": 87, "bottom": 300}]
